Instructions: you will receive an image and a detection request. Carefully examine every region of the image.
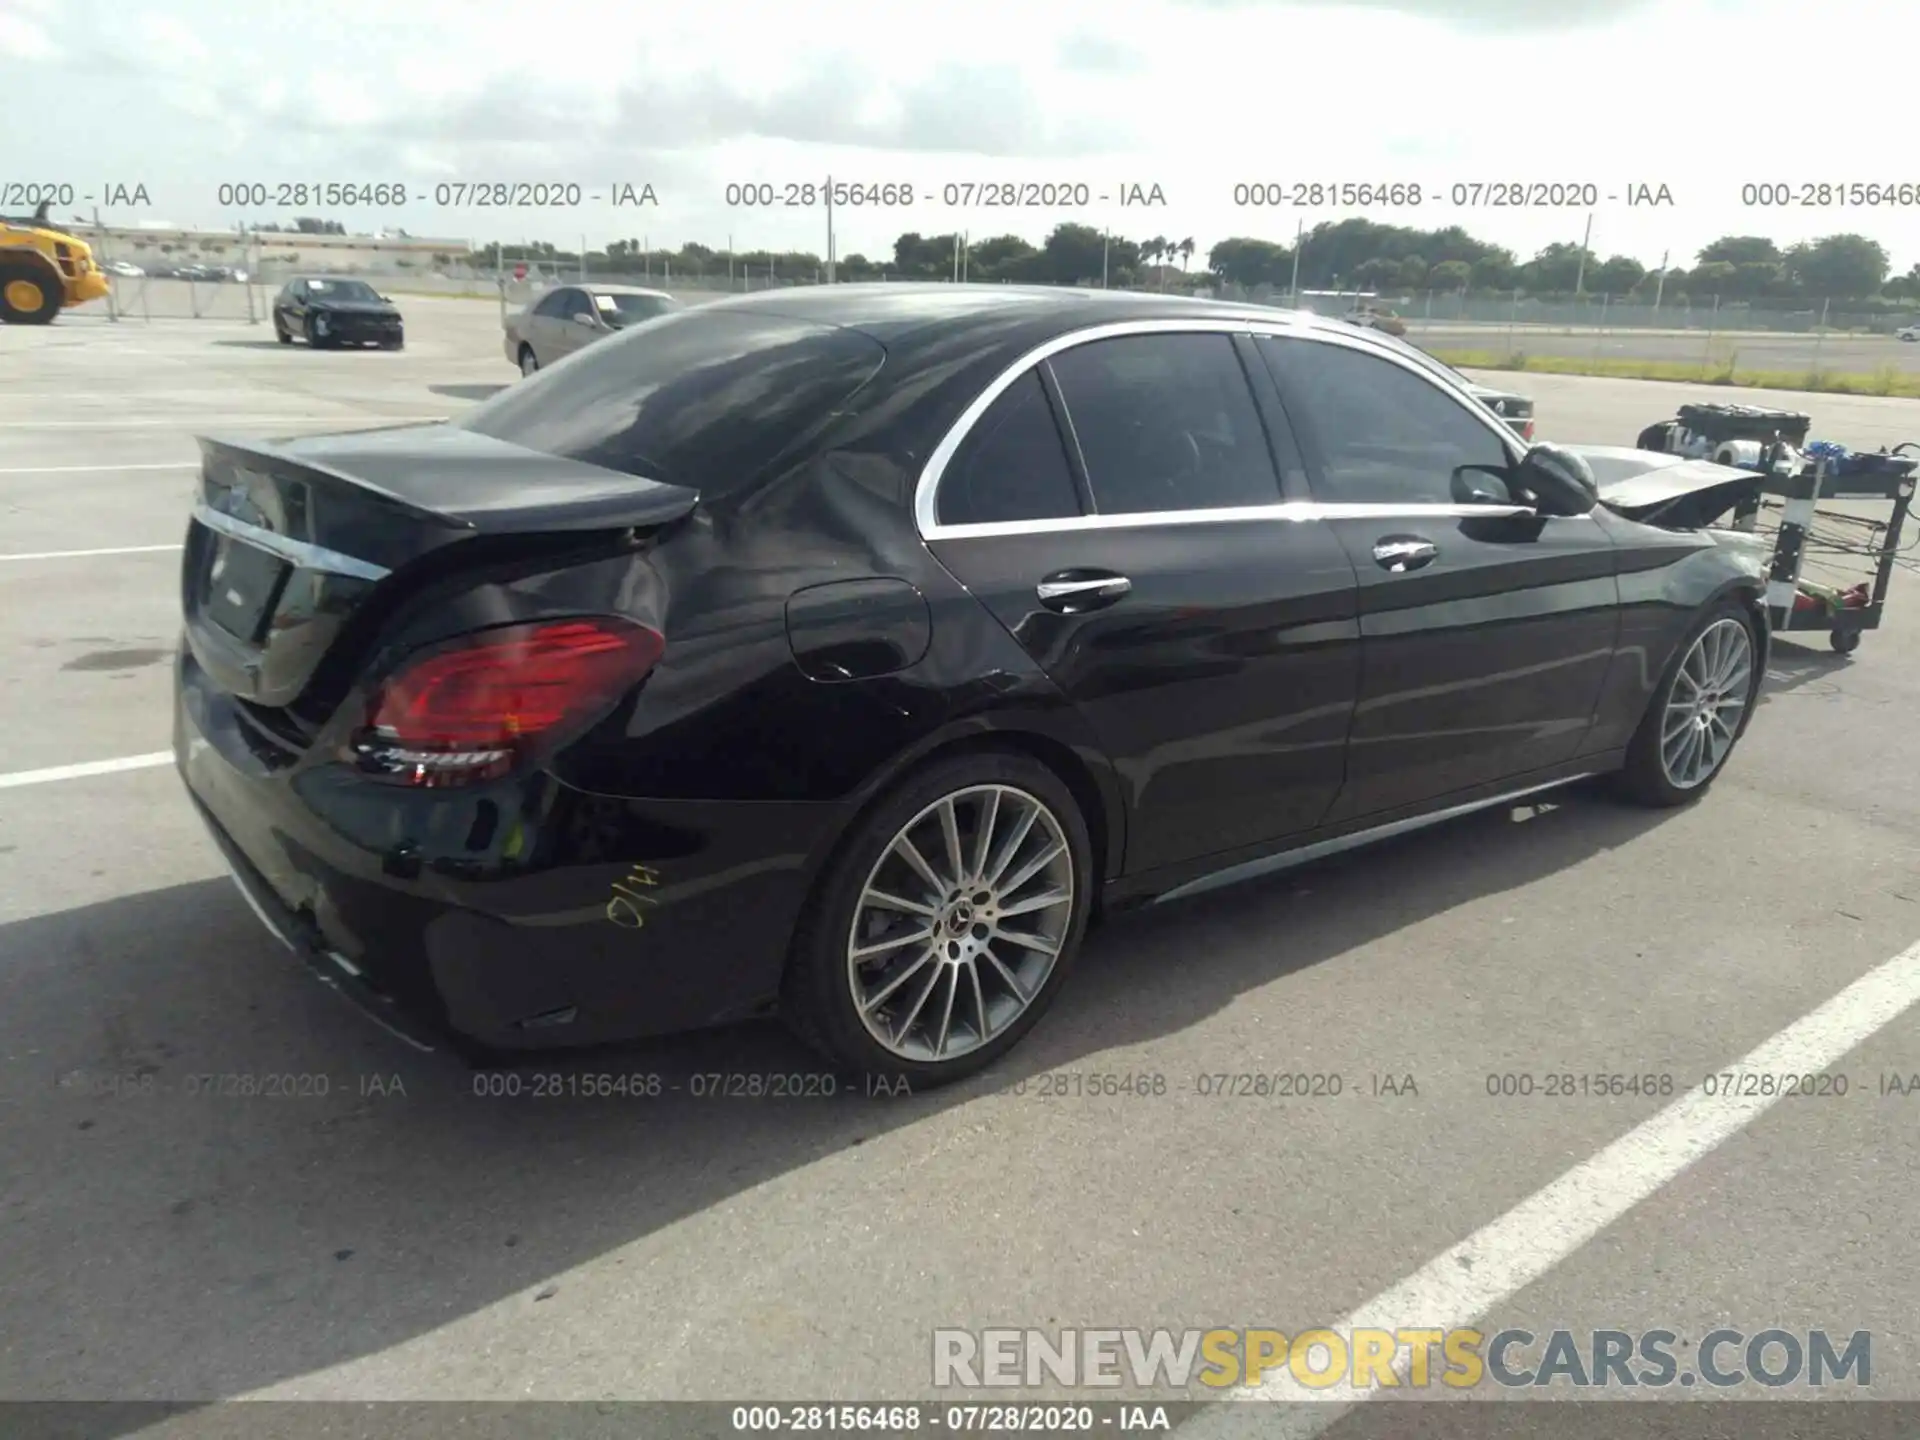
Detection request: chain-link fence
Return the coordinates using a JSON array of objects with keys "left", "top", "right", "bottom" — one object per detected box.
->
[{"left": 55, "top": 266, "right": 1920, "bottom": 391}]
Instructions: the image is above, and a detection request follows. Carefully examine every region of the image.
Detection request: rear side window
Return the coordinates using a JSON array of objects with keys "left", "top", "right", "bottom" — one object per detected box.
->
[
  {"left": 455, "top": 310, "right": 886, "bottom": 495},
  {"left": 937, "top": 371, "right": 1083, "bottom": 526},
  {"left": 1046, "top": 334, "right": 1282, "bottom": 515}
]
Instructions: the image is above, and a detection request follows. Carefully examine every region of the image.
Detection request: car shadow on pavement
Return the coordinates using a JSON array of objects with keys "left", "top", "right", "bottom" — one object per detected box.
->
[
  {"left": 0, "top": 786, "right": 1676, "bottom": 1419},
  {"left": 208, "top": 340, "right": 294, "bottom": 350},
  {"left": 1757, "top": 639, "right": 1854, "bottom": 704},
  {"left": 429, "top": 383, "right": 508, "bottom": 402}
]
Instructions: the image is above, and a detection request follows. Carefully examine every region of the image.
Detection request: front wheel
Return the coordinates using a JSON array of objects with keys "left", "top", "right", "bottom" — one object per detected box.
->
[
  {"left": 781, "top": 752, "right": 1094, "bottom": 1088},
  {"left": 0, "top": 267, "right": 62, "bottom": 324},
  {"left": 1616, "top": 603, "right": 1760, "bottom": 807},
  {"left": 1830, "top": 626, "right": 1861, "bottom": 655},
  {"left": 518, "top": 344, "right": 538, "bottom": 376}
]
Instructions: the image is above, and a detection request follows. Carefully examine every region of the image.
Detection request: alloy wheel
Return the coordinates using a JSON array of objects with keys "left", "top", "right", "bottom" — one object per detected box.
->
[
  {"left": 846, "top": 784, "right": 1075, "bottom": 1063},
  {"left": 1659, "top": 617, "right": 1753, "bottom": 789}
]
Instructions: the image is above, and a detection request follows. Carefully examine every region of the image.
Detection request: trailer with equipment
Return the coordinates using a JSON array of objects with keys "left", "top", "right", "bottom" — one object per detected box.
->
[{"left": 1621, "top": 402, "right": 1917, "bottom": 655}]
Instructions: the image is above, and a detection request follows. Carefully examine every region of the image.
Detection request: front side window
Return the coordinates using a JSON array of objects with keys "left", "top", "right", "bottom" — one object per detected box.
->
[
  {"left": 1046, "top": 334, "right": 1282, "bottom": 515},
  {"left": 937, "top": 371, "right": 1083, "bottom": 527},
  {"left": 1259, "top": 337, "right": 1514, "bottom": 505}
]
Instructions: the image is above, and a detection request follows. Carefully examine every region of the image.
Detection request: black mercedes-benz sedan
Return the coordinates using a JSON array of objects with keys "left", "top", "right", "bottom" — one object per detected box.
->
[
  {"left": 174, "top": 285, "right": 1769, "bottom": 1085},
  {"left": 271, "top": 276, "right": 405, "bottom": 349}
]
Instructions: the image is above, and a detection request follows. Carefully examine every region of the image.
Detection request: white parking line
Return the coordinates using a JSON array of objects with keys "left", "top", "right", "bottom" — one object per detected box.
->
[
  {"left": 0, "top": 752, "right": 174, "bottom": 791},
  {"left": 0, "top": 462, "right": 198, "bottom": 475},
  {"left": 0, "top": 544, "right": 183, "bottom": 562},
  {"left": 1184, "top": 934, "right": 1920, "bottom": 1438}
]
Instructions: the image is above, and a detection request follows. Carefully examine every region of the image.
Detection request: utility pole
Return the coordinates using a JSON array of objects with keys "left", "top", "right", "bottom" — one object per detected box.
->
[
  {"left": 1573, "top": 211, "right": 1594, "bottom": 296},
  {"left": 1101, "top": 229, "right": 1110, "bottom": 288},
  {"left": 1289, "top": 219, "right": 1303, "bottom": 300},
  {"left": 961, "top": 231, "right": 969, "bottom": 283},
  {"left": 1652, "top": 249, "right": 1669, "bottom": 313},
  {"left": 825, "top": 174, "right": 836, "bottom": 284}
]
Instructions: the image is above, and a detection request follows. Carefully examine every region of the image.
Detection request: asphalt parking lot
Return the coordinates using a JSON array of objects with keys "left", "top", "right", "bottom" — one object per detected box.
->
[{"left": 4, "top": 299, "right": 1920, "bottom": 1430}]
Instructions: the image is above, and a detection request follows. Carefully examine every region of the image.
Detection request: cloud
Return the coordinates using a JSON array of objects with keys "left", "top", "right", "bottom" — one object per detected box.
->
[
  {"left": 1165, "top": 0, "right": 1657, "bottom": 30},
  {"left": 1057, "top": 32, "right": 1148, "bottom": 73},
  {"left": 0, "top": 12, "right": 57, "bottom": 59}
]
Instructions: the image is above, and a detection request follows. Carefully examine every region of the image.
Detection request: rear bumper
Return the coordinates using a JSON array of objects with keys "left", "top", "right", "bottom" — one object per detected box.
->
[{"left": 174, "top": 647, "right": 838, "bottom": 1057}]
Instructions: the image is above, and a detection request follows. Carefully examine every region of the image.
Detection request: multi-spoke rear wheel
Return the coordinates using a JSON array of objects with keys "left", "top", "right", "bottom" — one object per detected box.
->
[
  {"left": 783, "top": 753, "right": 1093, "bottom": 1086},
  {"left": 1618, "top": 602, "right": 1760, "bottom": 807}
]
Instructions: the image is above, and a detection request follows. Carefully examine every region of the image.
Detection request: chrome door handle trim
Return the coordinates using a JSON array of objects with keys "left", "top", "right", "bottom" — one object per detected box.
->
[
  {"left": 1372, "top": 539, "right": 1436, "bottom": 564},
  {"left": 1036, "top": 576, "right": 1131, "bottom": 602},
  {"left": 1374, "top": 541, "right": 1436, "bottom": 568}
]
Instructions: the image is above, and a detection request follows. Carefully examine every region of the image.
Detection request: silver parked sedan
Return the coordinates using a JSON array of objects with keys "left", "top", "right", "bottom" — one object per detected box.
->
[{"left": 503, "top": 283, "right": 679, "bottom": 375}]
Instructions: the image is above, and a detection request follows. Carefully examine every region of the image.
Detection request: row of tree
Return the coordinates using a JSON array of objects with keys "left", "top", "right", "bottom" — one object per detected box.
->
[{"left": 470, "top": 220, "right": 1920, "bottom": 305}]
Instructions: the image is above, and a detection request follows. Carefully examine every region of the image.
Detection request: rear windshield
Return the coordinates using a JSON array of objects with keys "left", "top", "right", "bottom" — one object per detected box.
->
[{"left": 455, "top": 309, "right": 885, "bottom": 494}]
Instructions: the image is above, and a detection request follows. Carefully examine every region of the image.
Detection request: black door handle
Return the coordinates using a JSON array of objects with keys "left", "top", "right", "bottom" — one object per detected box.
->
[{"left": 1036, "top": 570, "right": 1131, "bottom": 613}]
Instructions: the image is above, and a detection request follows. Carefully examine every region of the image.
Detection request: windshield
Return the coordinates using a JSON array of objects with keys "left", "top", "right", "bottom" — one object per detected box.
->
[
  {"left": 307, "top": 280, "right": 381, "bottom": 303},
  {"left": 595, "top": 293, "right": 677, "bottom": 327}
]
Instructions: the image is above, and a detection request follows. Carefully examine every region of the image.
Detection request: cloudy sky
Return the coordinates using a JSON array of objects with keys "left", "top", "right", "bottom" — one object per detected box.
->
[{"left": 2, "top": 0, "right": 1912, "bottom": 271}]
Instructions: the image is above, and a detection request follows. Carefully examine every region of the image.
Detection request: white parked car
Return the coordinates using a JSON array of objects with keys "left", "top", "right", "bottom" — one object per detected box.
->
[
  {"left": 503, "top": 284, "right": 678, "bottom": 375},
  {"left": 102, "top": 260, "right": 144, "bottom": 277},
  {"left": 1897, "top": 324, "right": 1919, "bottom": 342}
]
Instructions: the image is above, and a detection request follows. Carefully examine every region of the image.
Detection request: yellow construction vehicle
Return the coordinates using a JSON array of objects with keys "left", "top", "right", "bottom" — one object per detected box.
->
[{"left": 0, "top": 199, "right": 112, "bottom": 323}]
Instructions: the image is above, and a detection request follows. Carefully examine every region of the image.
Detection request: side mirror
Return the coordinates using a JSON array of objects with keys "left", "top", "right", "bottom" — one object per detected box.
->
[
  {"left": 1512, "top": 442, "right": 1598, "bottom": 515},
  {"left": 572, "top": 312, "right": 598, "bottom": 326},
  {"left": 1450, "top": 464, "right": 1517, "bottom": 507}
]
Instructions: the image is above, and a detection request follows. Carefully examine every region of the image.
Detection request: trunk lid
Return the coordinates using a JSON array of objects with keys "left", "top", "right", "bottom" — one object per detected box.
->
[
  {"left": 1563, "top": 445, "right": 1766, "bottom": 529},
  {"left": 182, "top": 424, "right": 697, "bottom": 708}
]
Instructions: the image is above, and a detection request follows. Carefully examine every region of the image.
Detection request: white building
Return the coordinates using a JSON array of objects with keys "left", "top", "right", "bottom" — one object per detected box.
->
[{"left": 84, "top": 225, "right": 474, "bottom": 277}]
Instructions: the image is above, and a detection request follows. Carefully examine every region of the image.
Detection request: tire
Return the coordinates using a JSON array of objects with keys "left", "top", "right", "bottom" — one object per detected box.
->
[
  {"left": 274, "top": 314, "right": 292, "bottom": 343},
  {"left": 780, "top": 750, "right": 1095, "bottom": 1088},
  {"left": 304, "top": 313, "right": 330, "bottom": 349},
  {"left": 1830, "top": 626, "right": 1861, "bottom": 655},
  {"left": 1615, "top": 601, "right": 1760, "bottom": 808},
  {"left": 0, "top": 265, "right": 62, "bottom": 324},
  {"left": 518, "top": 344, "right": 539, "bottom": 376}
]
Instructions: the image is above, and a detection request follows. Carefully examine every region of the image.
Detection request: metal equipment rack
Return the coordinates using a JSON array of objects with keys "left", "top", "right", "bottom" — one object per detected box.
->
[{"left": 1740, "top": 444, "right": 1918, "bottom": 654}]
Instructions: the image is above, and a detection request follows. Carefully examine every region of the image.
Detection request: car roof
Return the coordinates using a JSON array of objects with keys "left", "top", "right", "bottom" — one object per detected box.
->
[
  {"left": 688, "top": 282, "right": 1345, "bottom": 346},
  {"left": 575, "top": 283, "right": 674, "bottom": 297}
]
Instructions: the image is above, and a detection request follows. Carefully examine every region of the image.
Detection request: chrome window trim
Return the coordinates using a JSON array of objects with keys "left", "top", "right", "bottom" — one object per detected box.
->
[
  {"left": 914, "top": 315, "right": 1534, "bottom": 541},
  {"left": 927, "top": 500, "right": 1541, "bottom": 542},
  {"left": 192, "top": 499, "right": 392, "bottom": 582}
]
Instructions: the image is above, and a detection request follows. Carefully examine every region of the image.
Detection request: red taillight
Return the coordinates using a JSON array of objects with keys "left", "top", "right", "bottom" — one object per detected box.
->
[
  {"left": 1519, "top": 419, "right": 1537, "bottom": 441},
  {"left": 354, "top": 617, "right": 664, "bottom": 787}
]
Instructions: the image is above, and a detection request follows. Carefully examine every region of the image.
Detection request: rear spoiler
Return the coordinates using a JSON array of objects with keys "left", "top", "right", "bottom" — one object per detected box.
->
[{"left": 197, "top": 425, "right": 700, "bottom": 540}]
